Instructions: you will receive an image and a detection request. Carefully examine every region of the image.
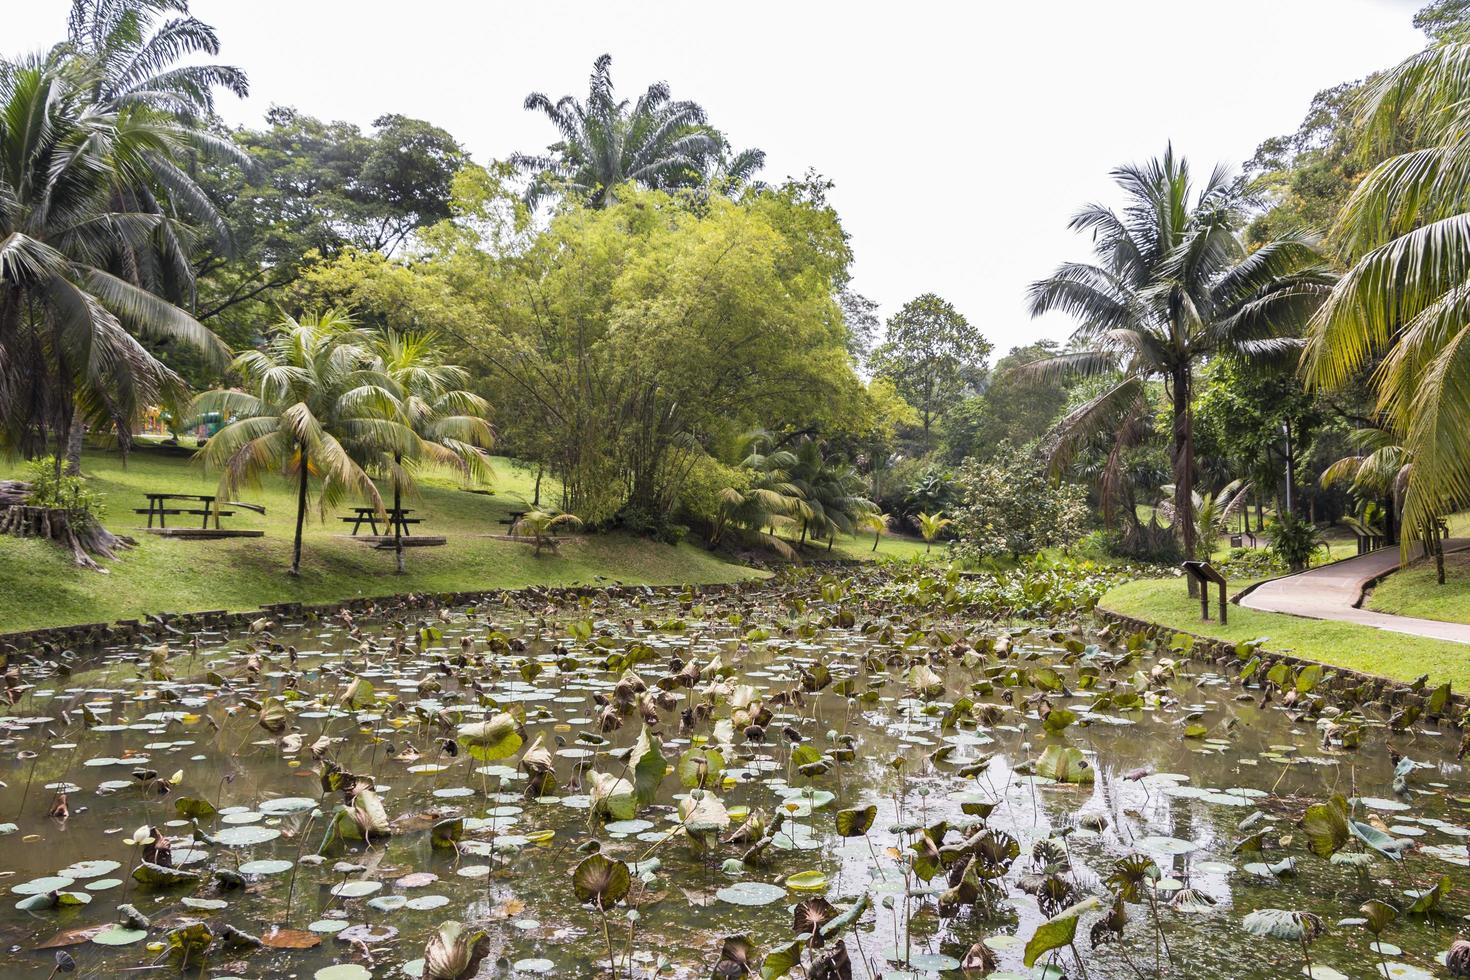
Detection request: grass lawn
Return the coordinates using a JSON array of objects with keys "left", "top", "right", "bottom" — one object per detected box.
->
[
  {"left": 833, "top": 532, "right": 936, "bottom": 561},
  {"left": 1365, "top": 548, "right": 1470, "bottom": 625},
  {"left": 0, "top": 447, "right": 762, "bottom": 632},
  {"left": 1101, "top": 575, "right": 1470, "bottom": 688}
]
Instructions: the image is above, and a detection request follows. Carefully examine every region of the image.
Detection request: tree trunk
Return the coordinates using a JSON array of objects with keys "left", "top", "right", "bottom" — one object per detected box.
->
[
  {"left": 872, "top": 530, "right": 880, "bottom": 552},
  {"left": 64, "top": 416, "right": 86, "bottom": 477},
  {"left": 393, "top": 455, "right": 405, "bottom": 575},
  {"left": 1255, "top": 497, "right": 1264, "bottom": 532},
  {"left": 291, "top": 451, "right": 309, "bottom": 577},
  {"left": 533, "top": 466, "right": 543, "bottom": 508},
  {"left": 1435, "top": 523, "right": 1447, "bottom": 585},
  {"left": 1171, "top": 366, "right": 1198, "bottom": 593}
]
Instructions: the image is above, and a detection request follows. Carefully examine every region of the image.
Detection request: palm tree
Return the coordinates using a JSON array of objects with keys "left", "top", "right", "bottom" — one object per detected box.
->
[
  {"left": 787, "top": 437, "right": 878, "bottom": 551},
  {"left": 192, "top": 311, "right": 413, "bottom": 576},
  {"left": 915, "top": 511, "right": 953, "bottom": 554},
  {"left": 372, "top": 330, "right": 494, "bottom": 573},
  {"left": 861, "top": 511, "right": 890, "bottom": 553},
  {"left": 60, "top": 0, "right": 248, "bottom": 117},
  {"left": 1302, "top": 41, "right": 1470, "bottom": 551},
  {"left": 510, "top": 509, "right": 582, "bottom": 556},
  {"left": 511, "top": 54, "right": 721, "bottom": 209},
  {"left": 0, "top": 63, "right": 228, "bottom": 461},
  {"left": 712, "top": 431, "right": 804, "bottom": 558},
  {"left": 1157, "top": 479, "right": 1251, "bottom": 559},
  {"left": 53, "top": 0, "right": 251, "bottom": 320},
  {"left": 1026, "top": 148, "right": 1331, "bottom": 561}
]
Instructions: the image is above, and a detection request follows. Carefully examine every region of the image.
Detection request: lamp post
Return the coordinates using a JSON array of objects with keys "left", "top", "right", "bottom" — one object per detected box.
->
[{"left": 1282, "top": 420, "right": 1294, "bottom": 516}]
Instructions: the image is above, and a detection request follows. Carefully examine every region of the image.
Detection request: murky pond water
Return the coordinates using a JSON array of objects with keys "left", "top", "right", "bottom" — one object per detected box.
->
[{"left": 1, "top": 576, "right": 1468, "bottom": 979}]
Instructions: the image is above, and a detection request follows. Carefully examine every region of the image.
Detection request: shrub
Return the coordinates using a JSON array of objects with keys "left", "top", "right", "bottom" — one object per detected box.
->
[
  {"left": 1267, "top": 513, "right": 1325, "bottom": 572},
  {"left": 24, "top": 456, "right": 105, "bottom": 528},
  {"left": 950, "top": 443, "right": 1089, "bottom": 562}
]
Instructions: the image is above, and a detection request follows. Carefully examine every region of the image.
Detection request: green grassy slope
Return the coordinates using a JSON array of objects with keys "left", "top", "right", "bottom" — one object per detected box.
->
[
  {"left": 1365, "top": 549, "right": 1470, "bottom": 625},
  {"left": 1102, "top": 575, "right": 1470, "bottom": 687},
  {"left": 0, "top": 448, "right": 762, "bottom": 631}
]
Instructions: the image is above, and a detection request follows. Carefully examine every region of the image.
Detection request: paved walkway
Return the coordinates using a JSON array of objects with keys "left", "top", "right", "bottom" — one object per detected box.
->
[{"left": 1238, "top": 538, "right": 1470, "bottom": 644}]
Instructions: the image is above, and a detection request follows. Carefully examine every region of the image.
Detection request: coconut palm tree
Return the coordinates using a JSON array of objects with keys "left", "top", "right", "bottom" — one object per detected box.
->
[
  {"left": 1303, "top": 40, "right": 1470, "bottom": 550},
  {"left": 372, "top": 330, "right": 494, "bottom": 573},
  {"left": 0, "top": 63, "right": 228, "bottom": 461},
  {"left": 192, "top": 310, "right": 413, "bottom": 576},
  {"left": 60, "top": 0, "right": 248, "bottom": 117},
  {"left": 52, "top": 0, "right": 251, "bottom": 323},
  {"left": 1026, "top": 147, "right": 1332, "bottom": 561},
  {"left": 861, "top": 511, "right": 890, "bottom": 552},
  {"left": 511, "top": 54, "right": 721, "bottom": 209}
]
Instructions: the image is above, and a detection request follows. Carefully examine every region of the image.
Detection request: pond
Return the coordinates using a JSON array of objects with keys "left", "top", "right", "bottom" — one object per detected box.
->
[{"left": 0, "top": 570, "right": 1467, "bottom": 979}]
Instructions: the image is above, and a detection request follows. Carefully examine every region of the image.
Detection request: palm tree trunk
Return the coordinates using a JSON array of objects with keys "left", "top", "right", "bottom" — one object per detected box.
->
[
  {"left": 872, "top": 529, "right": 880, "bottom": 552},
  {"left": 1435, "top": 522, "right": 1447, "bottom": 585},
  {"left": 1171, "top": 366, "right": 1198, "bottom": 593},
  {"left": 64, "top": 415, "right": 85, "bottom": 476},
  {"left": 393, "top": 456, "right": 405, "bottom": 575},
  {"left": 291, "top": 450, "right": 309, "bottom": 577}
]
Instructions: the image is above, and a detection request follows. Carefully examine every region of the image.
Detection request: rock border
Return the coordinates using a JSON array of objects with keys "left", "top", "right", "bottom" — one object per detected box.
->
[{"left": 1094, "top": 606, "right": 1470, "bottom": 718}]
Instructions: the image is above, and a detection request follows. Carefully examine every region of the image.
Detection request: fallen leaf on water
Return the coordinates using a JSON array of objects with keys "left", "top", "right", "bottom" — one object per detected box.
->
[
  {"left": 259, "top": 926, "right": 320, "bottom": 950},
  {"left": 36, "top": 925, "right": 107, "bottom": 949}
]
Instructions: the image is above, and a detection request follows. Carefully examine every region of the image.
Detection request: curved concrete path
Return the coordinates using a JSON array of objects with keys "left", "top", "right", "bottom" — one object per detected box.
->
[{"left": 1238, "top": 538, "right": 1470, "bottom": 644}]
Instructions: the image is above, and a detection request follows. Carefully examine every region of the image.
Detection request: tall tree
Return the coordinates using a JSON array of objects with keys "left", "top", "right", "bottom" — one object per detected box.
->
[
  {"left": 193, "top": 311, "right": 412, "bottom": 576},
  {"left": 511, "top": 54, "right": 723, "bottom": 209},
  {"left": 870, "top": 293, "right": 990, "bottom": 435},
  {"left": 194, "top": 108, "right": 466, "bottom": 339},
  {"left": 1027, "top": 148, "right": 1331, "bottom": 560}
]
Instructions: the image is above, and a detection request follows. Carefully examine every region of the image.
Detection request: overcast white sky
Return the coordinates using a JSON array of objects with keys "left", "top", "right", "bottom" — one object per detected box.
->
[{"left": 7, "top": 0, "right": 1431, "bottom": 355}]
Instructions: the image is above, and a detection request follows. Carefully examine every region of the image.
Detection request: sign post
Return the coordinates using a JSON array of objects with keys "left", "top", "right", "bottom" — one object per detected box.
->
[{"left": 1180, "top": 561, "right": 1228, "bottom": 624}]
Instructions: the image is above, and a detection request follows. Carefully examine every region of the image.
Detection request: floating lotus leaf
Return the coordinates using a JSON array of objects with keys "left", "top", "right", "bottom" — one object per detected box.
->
[{"left": 572, "top": 853, "right": 631, "bottom": 908}]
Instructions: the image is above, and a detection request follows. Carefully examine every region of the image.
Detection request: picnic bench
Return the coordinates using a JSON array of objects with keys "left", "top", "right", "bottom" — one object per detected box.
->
[
  {"left": 136, "top": 493, "right": 265, "bottom": 530},
  {"left": 340, "top": 506, "right": 421, "bottom": 537},
  {"left": 497, "top": 509, "right": 527, "bottom": 531}
]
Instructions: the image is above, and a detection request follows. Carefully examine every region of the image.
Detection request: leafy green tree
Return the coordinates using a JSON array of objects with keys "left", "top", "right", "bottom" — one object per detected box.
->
[
  {"left": 0, "top": 63, "right": 227, "bottom": 461},
  {"left": 870, "top": 293, "right": 990, "bottom": 435},
  {"left": 1246, "top": 83, "right": 1372, "bottom": 246},
  {"left": 1414, "top": 0, "right": 1470, "bottom": 40},
  {"left": 942, "top": 342, "right": 1069, "bottom": 464},
  {"left": 1193, "top": 358, "right": 1322, "bottom": 527},
  {"left": 951, "top": 443, "right": 1089, "bottom": 562},
  {"left": 194, "top": 108, "right": 466, "bottom": 336},
  {"left": 464, "top": 187, "right": 863, "bottom": 526},
  {"left": 1027, "top": 147, "right": 1331, "bottom": 561},
  {"left": 193, "top": 311, "right": 413, "bottom": 576},
  {"left": 511, "top": 54, "right": 723, "bottom": 209}
]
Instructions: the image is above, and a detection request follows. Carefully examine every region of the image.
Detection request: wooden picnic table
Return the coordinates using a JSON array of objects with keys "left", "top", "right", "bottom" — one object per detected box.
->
[
  {"left": 341, "top": 506, "right": 421, "bottom": 537},
  {"left": 137, "top": 492, "right": 265, "bottom": 529}
]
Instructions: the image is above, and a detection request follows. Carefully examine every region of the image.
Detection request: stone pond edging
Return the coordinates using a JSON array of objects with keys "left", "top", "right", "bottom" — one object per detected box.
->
[
  {"left": 1093, "top": 605, "right": 1470, "bottom": 718},
  {"left": 0, "top": 580, "right": 764, "bottom": 659}
]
